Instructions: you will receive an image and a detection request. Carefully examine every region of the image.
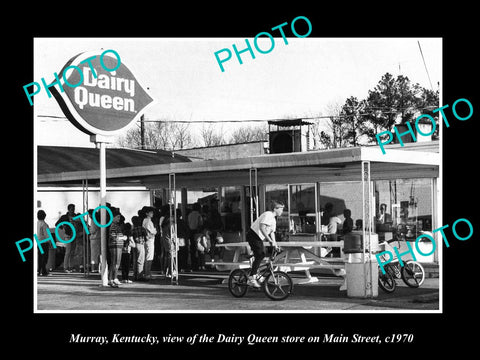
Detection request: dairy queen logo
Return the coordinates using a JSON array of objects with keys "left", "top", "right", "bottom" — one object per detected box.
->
[{"left": 51, "top": 49, "right": 154, "bottom": 136}]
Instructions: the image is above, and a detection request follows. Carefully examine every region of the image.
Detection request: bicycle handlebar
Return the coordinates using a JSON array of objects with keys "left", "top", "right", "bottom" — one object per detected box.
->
[
  {"left": 378, "top": 238, "right": 398, "bottom": 245},
  {"left": 269, "top": 246, "right": 283, "bottom": 260}
]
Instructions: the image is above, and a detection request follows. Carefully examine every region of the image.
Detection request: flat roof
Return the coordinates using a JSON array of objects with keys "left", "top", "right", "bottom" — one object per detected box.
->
[
  {"left": 37, "top": 145, "right": 439, "bottom": 187},
  {"left": 38, "top": 145, "right": 190, "bottom": 175}
]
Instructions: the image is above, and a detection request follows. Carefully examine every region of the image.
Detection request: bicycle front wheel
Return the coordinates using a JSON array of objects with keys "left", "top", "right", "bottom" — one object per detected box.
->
[
  {"left": 401, "top": 261, "right": 425, "bottom": 288},
  {"left": 378, "top": 268, "right": 396, "bottom": 293},
  {"left": 228, "top": 269, "right": 248, "bottom": 298},
  {"left": 263, "top": 271, "right": 293, "bottom": 301}
]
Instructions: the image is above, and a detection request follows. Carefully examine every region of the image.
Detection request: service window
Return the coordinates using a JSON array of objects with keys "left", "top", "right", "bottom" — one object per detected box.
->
[
  {"left": 374, "top": 179, "right": 433, "bottom": 242},
  {"left": 265, "top": 184, "right": 289, "bottom": 234},
  {"left": 219, "top": 186, "right": 242, "bottom": 231},
  {"left": 289, "top": 183, "right": 317, "bottom": 234}
]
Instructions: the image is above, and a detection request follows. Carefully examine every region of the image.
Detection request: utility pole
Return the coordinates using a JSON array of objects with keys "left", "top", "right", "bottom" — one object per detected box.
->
[{"left": 140, "top": 114, "right": 145, "bottom": 149}]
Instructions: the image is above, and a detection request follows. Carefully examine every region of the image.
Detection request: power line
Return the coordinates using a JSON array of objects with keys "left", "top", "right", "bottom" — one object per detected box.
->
[
  {"left": 37, "top": 105, "right": 436, "bottom": 124},
  {"left": 417, "top": 40, "right": 434, "bottom": 91}
]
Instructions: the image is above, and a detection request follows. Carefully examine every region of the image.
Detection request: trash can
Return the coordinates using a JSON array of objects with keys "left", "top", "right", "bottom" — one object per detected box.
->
[{"left": 344, "top": 232, "right": 379, "bottom": 298}]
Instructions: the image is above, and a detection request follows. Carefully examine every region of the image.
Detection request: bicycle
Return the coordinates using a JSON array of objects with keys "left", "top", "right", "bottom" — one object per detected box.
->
[
  {"left": 377, "top": 239, "right": 426, "bottom": 293},
  {"left": 228, "top": 247, "right": 293, "bottom": 301}
]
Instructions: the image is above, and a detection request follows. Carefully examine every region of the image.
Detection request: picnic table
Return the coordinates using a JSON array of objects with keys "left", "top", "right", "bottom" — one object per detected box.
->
[{"left": 205, "top": 239, "right": 347, "bottom": 289}]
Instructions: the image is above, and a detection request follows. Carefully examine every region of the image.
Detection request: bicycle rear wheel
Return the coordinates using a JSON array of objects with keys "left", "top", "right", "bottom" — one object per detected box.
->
[
  {"left": 228, "top": 269, "right": 248, "bottom": 298},
  {"left": 263, "top": 271, "right": 293, "bottom": 301},
  {"left": 401, "top": 261, "right": 425, "bottom": 288},
  {"left": 378, "top": 268, "right": 396, "bottom": 293}
]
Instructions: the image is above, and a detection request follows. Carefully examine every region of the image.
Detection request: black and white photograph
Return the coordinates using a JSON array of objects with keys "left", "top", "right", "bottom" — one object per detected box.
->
[
  {"left": 7, "top": 4, "right": 478, "bottom": 354},
  {"left": 32, "top": 36, "right": 443, "bottom": 313}
]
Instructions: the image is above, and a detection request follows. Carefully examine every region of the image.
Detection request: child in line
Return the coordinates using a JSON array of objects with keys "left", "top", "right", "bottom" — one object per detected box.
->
[
  {"left": 195, "top": 229, "right": 211, "bottom": 271},
  {"left": 121, "top": 222, "right": 133, "bottom": 283},
  {"left": 131, "top": 216, "right": 147, "bottom": 281},
  {"left": 108, "top": 208, "right": 126, "bottom": 288}
]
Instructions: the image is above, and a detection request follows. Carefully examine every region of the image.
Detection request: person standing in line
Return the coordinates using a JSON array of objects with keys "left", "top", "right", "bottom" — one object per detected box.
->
[
  {"left": 158, "top": 205, "right": 170, "bottom": 275},
  {"left": 121, "top": 222, "right": 133, "bottom": 283},
  {"left": 160, "top": 209, "right": 174, "bottom": 278},
  {"left": 55, "top": 204, "right": 78, "bottom": 273},
  {"left": 37, "top": 210, "right": 51, "bottom": 276},
  {"left": 131, "top": 216, "right": 147, "bottom": 281},
  {"left": 142, "top": 207, "right": 157, "bottom": 281},
  {"left": 206, "top": 202, "right": 225, "bottom": 263},
  {"left": 246, "top": 200, "right": 283, "bottom": 288},
  {"left": 108, "top": 208, "right": 125, "bottom": 288},
  {"left": 88, "top": 209, "right": 101, "bottom": 272},
  {"left": 187, "top": 202, "right": 203, "bottom": 271},
  {"left": 195, "top": 229, "right": 211, "bottom": 271},
  {"left": 175, "top": 209, "right": 191, "bottom": 273}
]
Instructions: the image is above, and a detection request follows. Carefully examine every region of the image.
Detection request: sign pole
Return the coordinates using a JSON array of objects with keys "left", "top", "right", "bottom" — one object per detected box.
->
[
  {"left": 99, "top": 141, "right": 108, "bottom": 286},
  {"left": 91, "top": 135, "right": 113, "bottom": 286}
]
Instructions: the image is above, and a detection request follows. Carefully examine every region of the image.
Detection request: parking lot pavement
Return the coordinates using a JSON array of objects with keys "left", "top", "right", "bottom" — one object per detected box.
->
[{"left": 36, "top": 271, "right": 439, "bottom": 312}]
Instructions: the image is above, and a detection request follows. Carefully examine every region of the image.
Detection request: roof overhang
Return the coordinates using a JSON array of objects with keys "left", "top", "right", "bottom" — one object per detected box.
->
[{"left": 37, "top": 146, "right": 439, "bottom": 188}]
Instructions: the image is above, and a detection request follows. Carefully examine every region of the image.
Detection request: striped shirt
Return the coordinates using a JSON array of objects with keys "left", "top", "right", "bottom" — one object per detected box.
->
[{"left": 109, "top": 222, "right": 126, "bottom": 247}]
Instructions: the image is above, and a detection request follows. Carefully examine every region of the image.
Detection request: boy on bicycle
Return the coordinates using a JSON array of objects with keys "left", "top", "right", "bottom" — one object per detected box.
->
[{"left": 246, "top": 200, "right": 284, "bottom": 288}]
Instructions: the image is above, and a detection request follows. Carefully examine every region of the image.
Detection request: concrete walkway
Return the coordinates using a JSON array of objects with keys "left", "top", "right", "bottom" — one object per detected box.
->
[{"left": 36, "top": 271, "right": 439, "bottom": 312}]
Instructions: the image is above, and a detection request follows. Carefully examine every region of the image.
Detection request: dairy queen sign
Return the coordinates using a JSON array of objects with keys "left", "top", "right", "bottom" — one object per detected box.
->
[
  {"left": 50, "top": 49, "right": 154, "bottom": 135},
  {"left": 46, "top": 49, "right": 155, "bottom": 286}
]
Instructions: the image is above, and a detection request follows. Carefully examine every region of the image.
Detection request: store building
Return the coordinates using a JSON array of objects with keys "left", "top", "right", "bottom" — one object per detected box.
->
[{"left": 37, "top": 139, "right": 441, "bottom": 267}]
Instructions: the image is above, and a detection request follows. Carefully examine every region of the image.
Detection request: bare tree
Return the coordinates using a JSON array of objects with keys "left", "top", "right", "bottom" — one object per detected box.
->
[
  {"left": 229, "top": 124, "right": 268, "bottom": 144},
  {"left": 116, "top": 125, "right": 143, "bottom": 148},
  {"left": 115, "top": 119, "right": 197, "bottom": 150},
  {"left": 153, "top": 121, "right": 173, "bottom": 150},
  {"left": 200, "top": 123, "right": 226, "bottom": 147},
  {"left": 171, "top": 122, "right": 195, "bottom": 150}
]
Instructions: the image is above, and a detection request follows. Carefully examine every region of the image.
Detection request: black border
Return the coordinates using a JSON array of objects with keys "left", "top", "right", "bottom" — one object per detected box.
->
[{"left": 7, "top": 3, "right": 478, "bottom": 354}]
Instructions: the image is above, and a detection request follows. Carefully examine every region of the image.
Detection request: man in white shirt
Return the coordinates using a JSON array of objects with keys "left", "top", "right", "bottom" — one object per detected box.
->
[
  {"left": 246, "top": 200, "right": 284, "bottom": 288},
  {"left": 142, "top": 207, "right": 157, "bottom": 280}
]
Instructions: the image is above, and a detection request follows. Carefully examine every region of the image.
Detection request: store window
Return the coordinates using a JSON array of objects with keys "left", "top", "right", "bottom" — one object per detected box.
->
[
  {"left": 374, "top": 179, "right": 433, "bottom": 242},
  {"left": 289, "top": 184, "right": 317, "bottom": 234},
  {"left": 219, "top": 186, "right": 242, "bottom": 231},
  {"left": 319, "top": 181, "right": 363, "bottom": 239},
  {"left": 264, "top": 183, "right": 318, "bottom": 237}
]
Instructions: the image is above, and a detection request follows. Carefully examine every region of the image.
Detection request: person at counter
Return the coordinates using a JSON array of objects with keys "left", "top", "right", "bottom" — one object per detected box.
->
[
  {"left": 342, "top": 209, "right": 353, "bottom": 234},
  {"left": 327, "top": 214, "right": 342, "bottom": 241},
  {"left": 321, "top": 202, "right": 334, "bottom": 226},
  {"left": 377, "top": 203, "right": 392, "bottom": 224}
]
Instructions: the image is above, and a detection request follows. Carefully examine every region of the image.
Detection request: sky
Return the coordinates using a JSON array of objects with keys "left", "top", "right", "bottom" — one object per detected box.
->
[{"left": 34, "top": 37, "right": 442, "bottom": 148}]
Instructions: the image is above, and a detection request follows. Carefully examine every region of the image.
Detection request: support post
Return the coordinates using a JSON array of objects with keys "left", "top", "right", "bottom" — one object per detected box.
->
[
  {"left": 82, "top": 179, "right": 89, "bottom": 277},
  {"left": 249, "top": 168, "right": 259, "bottom": 224},
  {"left": 99, "top": 142, "right": 108, "bottom": 286},
  {"left": 361, "top": 160, "right": 374, "bottom": 297},
  {"left": 169, "top": 173, "right": 178, "bottom": 285}
]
